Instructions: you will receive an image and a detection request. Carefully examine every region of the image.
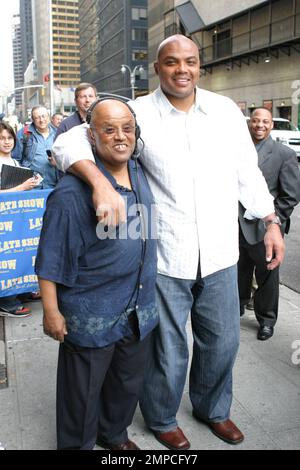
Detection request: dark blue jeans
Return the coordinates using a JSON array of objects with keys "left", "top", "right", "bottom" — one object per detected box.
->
[
  {"left": 0, "top": 295, "right": 22, "bottom": 311},
  {"left": 139, "top": 265, "right": 240, "bottom": 432}
]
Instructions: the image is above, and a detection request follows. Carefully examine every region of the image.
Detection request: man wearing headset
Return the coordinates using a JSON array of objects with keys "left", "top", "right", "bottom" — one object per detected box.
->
[
  {"left": 52, "top": 36, "right": 284, "bottom": 450},
  {"left": 35, "top": 99, "right": 158, "bottom": 450}
]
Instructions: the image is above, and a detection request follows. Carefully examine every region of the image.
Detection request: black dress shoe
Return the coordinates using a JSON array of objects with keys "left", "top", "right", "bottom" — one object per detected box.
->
[
  {"left": 257, "top": 325, "right": 274, "bottom": 341},
  {"left": 246, "top": 298, "right": 254, "bottom": 310},
  {"left": 96, "top": 437, "right": 140, "bottom": 450}
]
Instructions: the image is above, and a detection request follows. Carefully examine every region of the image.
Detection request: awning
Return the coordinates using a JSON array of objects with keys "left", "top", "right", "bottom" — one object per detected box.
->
[{"left": 175, "top": 1, "right": 206, "bottom": 34}]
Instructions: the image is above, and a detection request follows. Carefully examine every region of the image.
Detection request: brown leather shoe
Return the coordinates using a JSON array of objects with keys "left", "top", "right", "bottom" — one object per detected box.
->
[
  {"left": 97, "top": 438, "right": 140, "bottom": 450},
  {"left": 208, "top": 419, "right": 244, "bottom": 445},
  {"left": 154, "top": 427, "right": 190, "bottom": 450}
]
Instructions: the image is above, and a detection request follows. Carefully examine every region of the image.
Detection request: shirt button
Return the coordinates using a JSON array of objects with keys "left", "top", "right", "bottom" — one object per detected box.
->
[
  {"left": 139, "top": 284, "right": 143, "bottom": 290},
  {"left": 136, "top": 305, "right": 139, "bottom": 310}
]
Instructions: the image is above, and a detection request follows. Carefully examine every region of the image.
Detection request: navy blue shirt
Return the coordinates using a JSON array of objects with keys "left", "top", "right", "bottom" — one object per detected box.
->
[
  {"left": 35, "top": 159, "right": 158, "bottom": 347},
  {"left": 54, "top": 111, "right": 84, "bottom": 140}
]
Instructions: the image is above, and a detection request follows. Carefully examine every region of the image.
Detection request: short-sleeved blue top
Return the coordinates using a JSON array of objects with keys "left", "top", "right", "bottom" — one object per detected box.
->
[{"left": 35, "top": 158, "right": 158, "bottom": 347}]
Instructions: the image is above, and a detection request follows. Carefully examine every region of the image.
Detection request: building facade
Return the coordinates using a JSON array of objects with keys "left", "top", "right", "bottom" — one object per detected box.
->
[
  {"left": 12, "top": 15, "right": 23, "bottom": 113},
  {"left": 52, "top": 0, "right": 81, "bottom": 88},
  {"left": 31, "top": 0, "right": 81, "bottom": 114},
  {"left": 148, "top": 0, "right": 300, "bottom": 127},
  {"left": 79, "top": 0, "right": 148, "bottom": 98},
  {"left": 20, "top": 0, "right": 34, "bottom": 76}
]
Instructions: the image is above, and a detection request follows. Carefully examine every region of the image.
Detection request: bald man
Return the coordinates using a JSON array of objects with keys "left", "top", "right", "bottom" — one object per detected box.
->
[
  {"left": 36, "top": 99, "right": 158, "bottom": 450},
  {"left": 239, "top": 107, "right": 300, "bottom": 340},
  {"left": 53, "top": 35, "right": 284, "bottom": 449}
]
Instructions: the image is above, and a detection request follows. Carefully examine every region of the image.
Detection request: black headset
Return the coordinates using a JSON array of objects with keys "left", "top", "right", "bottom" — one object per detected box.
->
[
  {"left": 86, "top": 96, "right": 141, "bottom": 141},
  {"left": 87, "top": 96, "right": 147, "bottom": 313}
]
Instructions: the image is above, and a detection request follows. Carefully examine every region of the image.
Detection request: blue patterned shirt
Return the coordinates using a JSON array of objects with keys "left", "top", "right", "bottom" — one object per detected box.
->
[{"left": 35, "top": 159, "right": 158, "bottom": 347}]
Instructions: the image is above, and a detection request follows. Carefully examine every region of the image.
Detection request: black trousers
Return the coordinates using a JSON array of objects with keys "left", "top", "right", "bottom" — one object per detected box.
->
[
  {"left": 56, "top": 314, "right": 150, "bottom": 450},
  {"left": 238, "top": 230, "right": 279, "bottom": 327}
]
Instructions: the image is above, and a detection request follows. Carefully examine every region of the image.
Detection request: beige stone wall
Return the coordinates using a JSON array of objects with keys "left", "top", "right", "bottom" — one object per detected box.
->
[
  {"left": 174, "top": 0, "right": 265, "bottom": 25},
  {"left": 199, "top": 50, "right": 300, "bottom": 126},
  {"left": 147, "top": 0, "right": 300, "bottom": 126},
  {"left": 148, "top": 0, "right": 266, "bottom": 89}
]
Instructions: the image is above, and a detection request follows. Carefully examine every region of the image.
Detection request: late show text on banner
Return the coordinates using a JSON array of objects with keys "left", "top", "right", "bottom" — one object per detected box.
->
[{"left": 0, "top": 189, "right": 52, "bottom": 297}]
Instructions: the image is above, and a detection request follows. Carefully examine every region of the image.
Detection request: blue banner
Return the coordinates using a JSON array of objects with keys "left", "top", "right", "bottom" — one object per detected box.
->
[{"left": 0, "top": 189, "right": 52, "bottom": 297}]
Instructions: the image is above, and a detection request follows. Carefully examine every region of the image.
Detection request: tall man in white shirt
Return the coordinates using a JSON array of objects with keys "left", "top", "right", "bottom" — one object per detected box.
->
[{"left": 52, "top": 35, "right": 284, "bottom": 450}]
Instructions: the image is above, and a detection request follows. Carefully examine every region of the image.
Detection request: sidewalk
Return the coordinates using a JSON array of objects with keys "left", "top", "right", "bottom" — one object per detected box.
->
[{"left": 0, "top": 284, "right": 299, "bottom": 450}]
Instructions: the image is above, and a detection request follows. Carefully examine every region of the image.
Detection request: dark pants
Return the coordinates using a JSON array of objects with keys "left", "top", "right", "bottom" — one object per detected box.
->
[
  {"left": 56, "top": 314, "right": 150, "bottom": 450},
  {"left": 0, "top": 295, "right": 22, "bottom": 311},
  {"left": 238, "top": 230, "right": 279, "bottom": 327}
]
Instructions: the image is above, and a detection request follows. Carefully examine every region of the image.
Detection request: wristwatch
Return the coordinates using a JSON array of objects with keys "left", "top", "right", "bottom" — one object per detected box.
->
[{"left": 263, "top": 215, "right": 282, "bottom": 230}]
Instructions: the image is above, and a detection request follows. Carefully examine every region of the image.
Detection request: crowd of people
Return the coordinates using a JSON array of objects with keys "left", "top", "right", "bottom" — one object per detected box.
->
[
  {"left": 0, "top": 82, "right": 97, "bottom": 318},
  {"left": 0, "top": 34, "right": 300, "bottom": 450}
]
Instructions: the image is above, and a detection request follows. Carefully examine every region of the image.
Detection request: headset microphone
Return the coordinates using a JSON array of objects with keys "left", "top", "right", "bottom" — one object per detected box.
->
[
  {"left": 132, "top": 136, "right": 145, "bottom": 161},
  {"left": 86, "top": 97, "right": 141, "bottom": 140}
]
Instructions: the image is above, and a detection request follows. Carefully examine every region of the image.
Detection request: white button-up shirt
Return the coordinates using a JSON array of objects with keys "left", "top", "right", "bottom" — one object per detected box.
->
[{"left": 53, "top": 87, "right": 274, "bottom": 279}]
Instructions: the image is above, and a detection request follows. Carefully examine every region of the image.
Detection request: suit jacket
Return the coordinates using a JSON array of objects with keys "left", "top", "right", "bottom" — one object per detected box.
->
[{"left": 239, "top": 136, "right": 300, "bottom": 245}]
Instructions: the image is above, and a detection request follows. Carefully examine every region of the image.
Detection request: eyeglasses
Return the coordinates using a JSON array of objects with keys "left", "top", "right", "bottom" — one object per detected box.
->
[
  {"left": 33, "top": 115, "right": 48, "bottom": 121},
  {"left": 98, "top": 125, "right": 136, "bottom": 136}
]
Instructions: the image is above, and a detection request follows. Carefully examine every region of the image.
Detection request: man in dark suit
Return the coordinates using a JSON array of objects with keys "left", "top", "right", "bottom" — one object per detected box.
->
[{"left": 238, "top": 107, "right": 300, "bottom": 340}]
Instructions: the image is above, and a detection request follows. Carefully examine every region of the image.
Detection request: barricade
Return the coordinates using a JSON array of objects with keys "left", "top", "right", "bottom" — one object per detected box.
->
[{"left": 0, "top": 189, "right": 52, "bottom": 297}]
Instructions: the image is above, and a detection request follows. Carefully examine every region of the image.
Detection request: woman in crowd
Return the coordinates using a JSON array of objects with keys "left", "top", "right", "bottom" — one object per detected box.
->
[{"left": 0, "top": 122, "right": 39, "bottom": 318}]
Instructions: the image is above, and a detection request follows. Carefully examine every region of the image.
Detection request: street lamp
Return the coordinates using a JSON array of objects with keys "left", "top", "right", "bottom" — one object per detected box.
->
[{"left": 121, "top": 64, "right": 144, "bottom": 100}]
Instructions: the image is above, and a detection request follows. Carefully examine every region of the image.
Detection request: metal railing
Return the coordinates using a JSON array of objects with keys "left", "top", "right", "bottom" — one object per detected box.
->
[{"left": 199, "top": 13, "right": 300, "bottom": 65}]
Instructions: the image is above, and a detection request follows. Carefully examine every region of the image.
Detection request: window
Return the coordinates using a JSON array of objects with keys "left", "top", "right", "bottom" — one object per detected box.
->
[
  {"left": 132, "top": 50, "right": 148, "bottom": 61},
  {"left": 132, "top": 7, "right": 147, "bottom": 21},
  {"left": 213, "top": 29, "right": 231, "bottom": 59},
  {"left": 140, "top": 8, "right": 147, "bottom": 19},
  {"left": 132, "top": 28, "right": 148, "bottom": 41}
]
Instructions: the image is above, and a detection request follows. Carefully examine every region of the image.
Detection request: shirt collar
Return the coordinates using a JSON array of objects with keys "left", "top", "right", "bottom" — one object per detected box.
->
[
  {"left": 155, "top": 86, "right": 207, "bottom": 117},
  {"left": 76, "top": 110, "right": 85, "bottom": 123},
  {"left": 195, "top": 87, "right": 209, "bottom": 115},
  {"left": 255, "top": 135, "right": 271, "bottom": 152},
  {"left": 94, "top": 156, "right": 137, "bottom": 191}
]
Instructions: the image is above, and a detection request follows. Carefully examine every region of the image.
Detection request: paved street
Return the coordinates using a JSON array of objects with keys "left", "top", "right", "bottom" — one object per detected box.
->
[
  {"left": 0, "top": 284, "right": 300, "bottom": 450},
  {"left": 280, "top": 203, "right": 300, "bottom": 294}
]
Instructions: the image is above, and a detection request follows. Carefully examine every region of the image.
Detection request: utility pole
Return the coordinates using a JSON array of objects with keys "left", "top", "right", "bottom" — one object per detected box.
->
[{"left": 48, "top": 0, "right": 54, "bottom": 116}]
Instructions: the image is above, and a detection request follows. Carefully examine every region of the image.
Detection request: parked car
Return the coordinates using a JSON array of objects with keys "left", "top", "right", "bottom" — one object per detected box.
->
[{"left": 246, "top": 116, "right": 300, "bottom": 161}]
